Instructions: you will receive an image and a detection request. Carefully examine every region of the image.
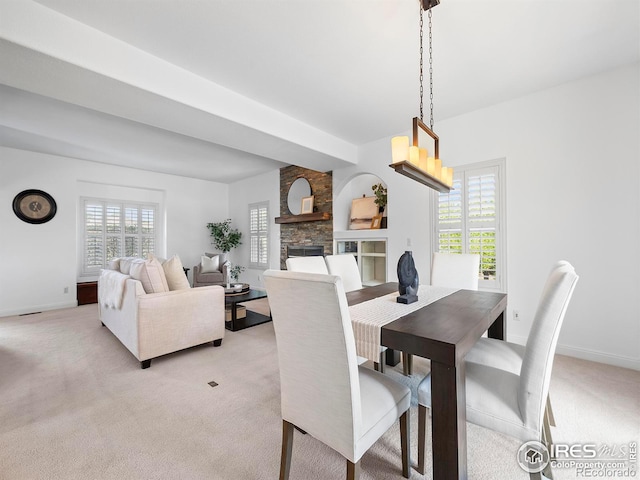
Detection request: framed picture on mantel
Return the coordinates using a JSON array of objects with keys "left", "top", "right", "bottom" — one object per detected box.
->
[{"left": 301, "top": 195, "right": 314, "bottom": 214}]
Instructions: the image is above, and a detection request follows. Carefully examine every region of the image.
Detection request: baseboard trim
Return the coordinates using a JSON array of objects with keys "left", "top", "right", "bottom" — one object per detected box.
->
[
  {"left": 508, "top": 334, "right": 639, "bottom": 371},
  {"left": 0, "top": 301, "right": 78, "bottom": 318}
]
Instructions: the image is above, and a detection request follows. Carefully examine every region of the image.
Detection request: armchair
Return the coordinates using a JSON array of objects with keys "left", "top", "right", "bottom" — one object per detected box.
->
[{"left": 193, "top": 252, "right": 227, "bottom": 287}]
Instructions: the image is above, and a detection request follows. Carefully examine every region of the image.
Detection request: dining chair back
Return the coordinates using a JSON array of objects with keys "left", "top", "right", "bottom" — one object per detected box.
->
[
  {"left": 519, "top": 262, "right": 578, "bottom": 438},
  {"left": 325, "top": 254, "right": 363, "bottom": 292},
  {"left": 285, "top": 256, "right": 328, "bottom": 274},
  {"left": 416, "top": 262, "right": 578, "bottom": 477},
  {"left": 430, "top": 252, "right": 480, "bottom": 290},
  {"left": 264, "top": 270, "right": 411, "bottom": 480},
  {"left": 465, "top": 260, "right": 573, "bottom": 372}
]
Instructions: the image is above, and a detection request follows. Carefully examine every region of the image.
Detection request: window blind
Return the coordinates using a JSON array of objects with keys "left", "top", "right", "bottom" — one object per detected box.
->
[{"left": 249, "top": 202, "right": 269, "bottom": 268}]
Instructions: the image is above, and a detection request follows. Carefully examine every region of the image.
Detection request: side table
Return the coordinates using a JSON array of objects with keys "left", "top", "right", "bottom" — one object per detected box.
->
[{"left": 224, "top": 288, "right": 271, "bottom": 332}]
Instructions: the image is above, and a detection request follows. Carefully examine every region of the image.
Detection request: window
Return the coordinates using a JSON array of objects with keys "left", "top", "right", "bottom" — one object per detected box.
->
[
  {"left": 249, "top": 202, "right": 269, "bottom": 268},
  {"left": 434, "top": 160, "right": 505, "bottom": 291},
  {"left": 82, "top": 198, "right": 158, "bottom": 274}
]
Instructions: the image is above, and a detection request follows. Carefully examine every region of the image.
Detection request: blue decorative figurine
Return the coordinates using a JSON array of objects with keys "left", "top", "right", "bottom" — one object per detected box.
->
[{"left": 397, "top": 250, "right": 419, "bottom": 304}]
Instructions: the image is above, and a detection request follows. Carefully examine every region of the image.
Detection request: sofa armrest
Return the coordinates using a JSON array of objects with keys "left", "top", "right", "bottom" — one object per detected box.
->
[{"left": 136, "top": 285, "right": 225, "bottom": 360}]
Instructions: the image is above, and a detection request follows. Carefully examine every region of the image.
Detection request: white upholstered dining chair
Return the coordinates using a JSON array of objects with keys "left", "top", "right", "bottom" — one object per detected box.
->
[
  {"left": 324, "top": 254, "right": 363, "bottom": 292},
  {"left": 430, "top": 252, "right": 480, "bottom": 290},
  {"left": 464, "top": 261, "right": 573, "bottom": 431},
  {"left": 416, "top": 262, "right": 578, "bottom": 479},
  {"left": 285, "top": 256, "right": 329, "bottom": 274},
  {"left": 263, "top": 270, "right": 411, "bottom": 480},
  {"left": 402, "top": 252, "right": 481, "bottom": 375}
]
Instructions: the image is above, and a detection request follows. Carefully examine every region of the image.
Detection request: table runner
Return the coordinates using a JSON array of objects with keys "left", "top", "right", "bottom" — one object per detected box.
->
[{"left": 349, "top": 285, "right": 458, "bottom": 363}]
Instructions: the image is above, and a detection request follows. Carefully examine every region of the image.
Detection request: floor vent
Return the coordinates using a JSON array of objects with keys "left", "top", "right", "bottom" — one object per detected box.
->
[{"left": 208, "top": 381, "right": 218, "bottom": 388}]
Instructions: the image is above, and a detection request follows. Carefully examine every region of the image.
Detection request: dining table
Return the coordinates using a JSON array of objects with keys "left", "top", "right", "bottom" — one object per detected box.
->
[{"left": 346, "top": 282, "right": 508, "bottom": 480}]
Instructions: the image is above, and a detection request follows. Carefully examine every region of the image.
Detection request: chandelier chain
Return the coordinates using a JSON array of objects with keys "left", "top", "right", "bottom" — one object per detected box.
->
[
  {"left": 419, "top": 5, "right": 424, "bottom": 123},
  {"left": 428, "top": 5, "right": 433, "bottom": 130}
]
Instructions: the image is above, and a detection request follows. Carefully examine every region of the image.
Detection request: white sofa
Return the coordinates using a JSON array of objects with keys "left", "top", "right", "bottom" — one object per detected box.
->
[{"left": 98, "top": 255, "right": 225, "bottom": 369}]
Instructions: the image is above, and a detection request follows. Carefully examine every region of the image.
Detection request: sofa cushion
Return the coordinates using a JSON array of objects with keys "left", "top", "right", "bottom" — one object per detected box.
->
[
  {"left": 201, "top": 255, "right": 220, "bottom": 273},
  {"left": 130, "top": 257, "right": 169, "bottom": 294},
  {"left": 163, "top": 255, "right": 190, "bottom": 291}
]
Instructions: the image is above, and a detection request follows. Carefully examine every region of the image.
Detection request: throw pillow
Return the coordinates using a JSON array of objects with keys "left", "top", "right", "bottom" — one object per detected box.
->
[
  {"left": 130, "top": 256, "right": 169, "bottom": 294},
  {"left": 201, "top": 255, "right": 220, "bottom": 273},
  {"left": 119, "top": 257, "right": 139, "bottom": 275},
  {"left": 205, "top": 252, "right": 226, "bottom": 272},
  {"left": 163, "top": 255, "right": 190, "bottom": 291},
  {"left": 108, "top": 258, "right": 121, "bottom": 271}
]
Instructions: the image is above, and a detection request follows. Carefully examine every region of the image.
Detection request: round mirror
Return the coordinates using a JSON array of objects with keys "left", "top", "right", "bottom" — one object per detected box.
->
[{"left": 287, "top": 177, "right": 311, "bottom": 214}]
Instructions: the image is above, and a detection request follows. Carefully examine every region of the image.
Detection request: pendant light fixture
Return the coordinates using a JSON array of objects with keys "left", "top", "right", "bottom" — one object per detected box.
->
[{"left": 389, "top": 0, "right": 452, "bottom": 192}]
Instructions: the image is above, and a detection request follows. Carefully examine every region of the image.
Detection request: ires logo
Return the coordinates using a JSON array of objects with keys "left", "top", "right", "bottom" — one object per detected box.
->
[{"left": 551, "top": 444, "right": 598, "bottom": 458}]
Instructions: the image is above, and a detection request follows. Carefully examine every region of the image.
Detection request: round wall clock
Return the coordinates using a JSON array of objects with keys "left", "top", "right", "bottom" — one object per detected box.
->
[{"left": 12, "top": 189, "right": 57, "bottom": 224}]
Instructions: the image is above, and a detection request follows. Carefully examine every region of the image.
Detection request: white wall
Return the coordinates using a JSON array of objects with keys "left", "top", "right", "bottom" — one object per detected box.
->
[
  {"left": 227, "top": 169, "right": 281, "bottom": 289},
  {"left": 0, "top": 147, "right": 229, "bottom": 316},
  {"left": 335, "top": 63, "right": 639, "bottom": 369}
]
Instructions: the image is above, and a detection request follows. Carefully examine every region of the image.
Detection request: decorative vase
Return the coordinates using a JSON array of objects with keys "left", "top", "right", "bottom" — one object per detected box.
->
[{"left": 397, "top": 250, "right": 419, "bottom": 304}]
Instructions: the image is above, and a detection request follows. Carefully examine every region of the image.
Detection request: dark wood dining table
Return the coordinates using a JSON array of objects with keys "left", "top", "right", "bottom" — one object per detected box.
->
[{"left": 346, "top": 282, "right": 508, "bottom": 480}]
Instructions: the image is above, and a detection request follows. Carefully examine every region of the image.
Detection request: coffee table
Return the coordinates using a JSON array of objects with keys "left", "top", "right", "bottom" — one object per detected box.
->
[{"left": 224, "top": 288, "right": 271, "bottom": 332}]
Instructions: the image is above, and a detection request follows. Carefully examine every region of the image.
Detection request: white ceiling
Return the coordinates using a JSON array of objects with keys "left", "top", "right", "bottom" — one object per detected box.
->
[{"left": 1, "top": 0, "right": 638, "bottom": 183}]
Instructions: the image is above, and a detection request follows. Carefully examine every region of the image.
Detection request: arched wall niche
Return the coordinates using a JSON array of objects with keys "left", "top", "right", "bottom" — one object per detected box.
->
[{"left": 334, "top": 172, "right": 387, "bottom": 232}]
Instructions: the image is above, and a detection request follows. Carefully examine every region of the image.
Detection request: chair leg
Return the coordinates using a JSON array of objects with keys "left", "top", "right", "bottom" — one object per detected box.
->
[
  {"left": 374, "top": 351, "right": 385, "bottom": 373},
  {"left": 402, "top": 352, "right": 413, "bottom": 376},
  {"left": 280, "top": 420, "right": 294, "bottom": 480},
  {"left": 399, "top": 409, "right": 410, "bottom": 478},
  {"left": 543, "top": 406, "right": 555, "bottom": 458},
  {"left": 418, "top": 404, "right": 428, "bottom": 475},
  {"left": 347, "top": 459, "right": 361, "bottom": 480},
  {"left": 546, "top": 394, "right": 556, "bottom": 427}
]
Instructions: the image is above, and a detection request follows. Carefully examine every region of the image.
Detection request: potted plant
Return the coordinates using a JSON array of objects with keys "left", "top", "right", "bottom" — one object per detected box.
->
[
  {"left": 372, "top": 183, "right": 387, "bottom": 214},
  {"left": 230, "top": 265, "right": 245, "bottom": 283},
  {"left": 206, "top": 219, "right": 242, "bottom": 253}
]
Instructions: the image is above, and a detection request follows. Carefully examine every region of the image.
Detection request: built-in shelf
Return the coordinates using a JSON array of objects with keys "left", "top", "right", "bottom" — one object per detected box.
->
[
  {"left": 335, "top": 239, "right": 387, "bottom": 286},
  {"left": 275, "top": 212, "right": 331, "bottom": 224},
  {"left": 389, "top": 161, "right": 451, "bottom": 193}
]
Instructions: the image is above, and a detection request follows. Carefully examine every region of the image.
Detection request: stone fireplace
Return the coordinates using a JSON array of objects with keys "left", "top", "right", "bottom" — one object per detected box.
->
[{"left": 279, "top": 166, "right": 333, "bottom": 269}]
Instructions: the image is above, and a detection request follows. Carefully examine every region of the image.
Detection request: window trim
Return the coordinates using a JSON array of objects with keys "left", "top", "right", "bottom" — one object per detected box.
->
[{"left": 432, "top": 158, "right": 506, "bottom": 292}]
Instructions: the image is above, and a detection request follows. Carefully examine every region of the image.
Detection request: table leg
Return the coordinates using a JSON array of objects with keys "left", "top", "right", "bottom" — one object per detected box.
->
[
  {"left": 231, "top": 302, "right": 237, "bottom": 331},
  {"left": 487, "top": 310, "right": 505, "bottom": 340},
  {"left": 430, "top": 360, "right": 467, "bottom": 480},
  {"left": 385, "top": 348, "right": 401, "bottom": 366}
]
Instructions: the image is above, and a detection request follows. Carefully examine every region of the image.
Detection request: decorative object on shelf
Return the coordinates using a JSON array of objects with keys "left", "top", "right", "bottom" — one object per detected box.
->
[
  {"left": 206, "top": 218, "right": 242, "bottom": 253},
  {"left": 371, "top": 183, "right": 388, "bottom": 213},
  {"left": 349, "top": 196, "right": 378, "bottom": 230},
  {"left": 389, "top": 0, "right": 452, "bottom": 192},
  {"left": 397, "top": 250, "right": 419, "bottom": 304},
  {"left": 300, "top": 195, "right": 314, "bottom": 214},
  {"left": 287, "top": 177, "right": 312, "bottom": 215},
  {"left": 12, "top": 189, "right": 57, "bottom": 224},
  {"left": 370, "top": 214, "right": 382, "bottom": 229}
]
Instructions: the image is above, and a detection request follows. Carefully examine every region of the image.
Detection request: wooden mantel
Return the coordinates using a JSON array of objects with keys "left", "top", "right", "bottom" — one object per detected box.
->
[{"left": 274, "top": 212, "right": 331, "bottom": 224}]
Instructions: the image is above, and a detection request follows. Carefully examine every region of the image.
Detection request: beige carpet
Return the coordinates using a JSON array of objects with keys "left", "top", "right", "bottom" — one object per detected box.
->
[{"left": 0, "top": 305, "right": 637, "bottom": 480}]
